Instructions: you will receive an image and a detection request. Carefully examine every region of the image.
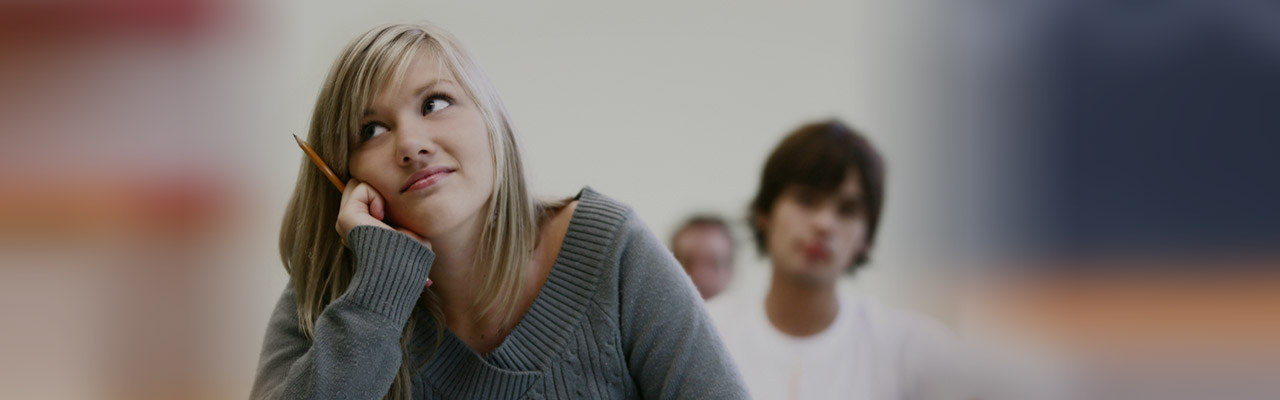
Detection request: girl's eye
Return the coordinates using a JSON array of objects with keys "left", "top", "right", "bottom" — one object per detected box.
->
[
  {"left": 360, "top": 123, "right": 389, "bottom": 140},
  {"left": 422, "top": 96, "right": 453, "bottom": 115}
]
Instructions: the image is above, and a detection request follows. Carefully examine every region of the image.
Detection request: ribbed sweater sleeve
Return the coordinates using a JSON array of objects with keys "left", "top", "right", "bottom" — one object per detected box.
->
[{"left": 250, "top": 226, "right": 434, "bottom": 400}]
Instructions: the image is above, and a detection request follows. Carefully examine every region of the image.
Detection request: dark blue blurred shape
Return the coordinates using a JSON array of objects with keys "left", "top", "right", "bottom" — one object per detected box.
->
[{"left": 1001, "top": 0, "right": 1280, "bottom": 260}]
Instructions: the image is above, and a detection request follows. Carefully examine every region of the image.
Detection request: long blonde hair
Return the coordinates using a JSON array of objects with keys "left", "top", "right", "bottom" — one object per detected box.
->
[{"left": 279, "top": 22, "right": 554, "bottom": 399}]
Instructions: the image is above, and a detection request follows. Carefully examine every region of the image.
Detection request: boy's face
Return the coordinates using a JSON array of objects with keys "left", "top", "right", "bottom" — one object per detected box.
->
[{"left": 759, "top": 170, "right": 869, "bottom": 287}]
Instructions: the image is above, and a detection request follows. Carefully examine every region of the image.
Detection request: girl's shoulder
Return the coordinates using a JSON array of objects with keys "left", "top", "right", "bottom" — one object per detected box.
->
[{"left": 556, "top": 186, "right": 676, "bottom": 286}]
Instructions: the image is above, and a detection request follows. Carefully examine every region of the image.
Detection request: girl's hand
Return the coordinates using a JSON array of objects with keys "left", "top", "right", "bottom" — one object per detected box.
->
[
  {"left": 336, "top": 178, "right": 432, "bottom": 246},
  {"left": 335, "top": 179, "right": 436, "bottom": 287},
  {"left": 336, "top": 179, "right": 392, "bottom": 240}
]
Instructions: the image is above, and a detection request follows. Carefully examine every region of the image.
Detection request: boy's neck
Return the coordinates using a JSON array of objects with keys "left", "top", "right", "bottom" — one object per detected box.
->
[{"left": 764, "top": 269, "right": 840, "bottom": 337}]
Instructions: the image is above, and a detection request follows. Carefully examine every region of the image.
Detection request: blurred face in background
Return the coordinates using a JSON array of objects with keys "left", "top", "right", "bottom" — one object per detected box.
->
[
  {"left": 673, "top": 224, "right": 735, "bottom": 300},
  {"left": 759, "top": 171, "right": 869, "bottom": 288}
]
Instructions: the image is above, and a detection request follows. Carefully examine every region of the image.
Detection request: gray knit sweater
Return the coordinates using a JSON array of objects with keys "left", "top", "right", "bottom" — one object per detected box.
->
[{"left": 251, "top": 187, "right": 748, "bottom": 399}]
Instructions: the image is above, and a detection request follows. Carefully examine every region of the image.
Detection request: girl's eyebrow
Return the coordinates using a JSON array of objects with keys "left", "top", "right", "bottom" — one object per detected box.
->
[
  {"left": 362, "top": 78, "right": 458, "bottom": 117},
  {"left": 411, "top": 78, "right": 456, "bottom": 97}
]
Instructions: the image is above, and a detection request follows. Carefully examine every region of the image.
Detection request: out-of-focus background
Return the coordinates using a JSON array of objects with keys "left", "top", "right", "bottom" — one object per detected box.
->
[{"left": 2, "top": 0, "right": 1278, "bottom": 399}]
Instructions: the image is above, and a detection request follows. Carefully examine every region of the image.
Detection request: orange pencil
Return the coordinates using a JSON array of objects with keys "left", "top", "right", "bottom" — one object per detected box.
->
[{"left": 293, "top": 134, "right": 346, "bottom": 192}]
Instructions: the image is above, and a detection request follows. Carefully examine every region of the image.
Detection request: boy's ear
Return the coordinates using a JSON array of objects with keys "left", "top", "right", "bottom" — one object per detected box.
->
[{"left": 847, "top": 243, "right": 872, "bottom": 271}]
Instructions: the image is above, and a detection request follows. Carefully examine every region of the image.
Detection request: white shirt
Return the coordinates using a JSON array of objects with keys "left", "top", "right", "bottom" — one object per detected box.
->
[{"left": 707, "top": 291, "right": 970, "bottom": 400}]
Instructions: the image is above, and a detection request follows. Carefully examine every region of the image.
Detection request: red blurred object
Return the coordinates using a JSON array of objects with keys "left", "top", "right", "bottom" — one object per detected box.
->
[{"left": 0, "top": 0, "right": 227, "bottom": 38}]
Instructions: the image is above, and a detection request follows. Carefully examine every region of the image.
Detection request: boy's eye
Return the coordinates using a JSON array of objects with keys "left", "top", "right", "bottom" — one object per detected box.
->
[
  {"left": 794, "top": 191, "right": 818, "bottom": 207},
  {"left": 422, "top": 96, "right": 453, "bottom": 114},
  {"left": 839, "top": 201, "right": 863, "bottom": 216},
  {"left": 360, "top": 123, "right": 389, "bottom": 139}
]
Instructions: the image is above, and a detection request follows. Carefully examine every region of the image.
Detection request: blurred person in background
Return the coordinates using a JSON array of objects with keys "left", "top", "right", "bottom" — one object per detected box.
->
[
  {"left": 251, "top": 22, "right": 746, "bottom": 399},
  {"left": 670, "top": 214, "right": 737, "bottom": 300},
  {"left": 708, "top": 120, "right": 973, "bottom": 399}
]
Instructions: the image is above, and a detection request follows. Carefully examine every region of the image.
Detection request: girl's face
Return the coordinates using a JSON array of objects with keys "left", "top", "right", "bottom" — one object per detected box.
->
[
  {"left": 348, "top": 50, "right": 495, "bottom": 239},
  {"left": 758, "top": 171, "right": 869, "bottom": 287}
]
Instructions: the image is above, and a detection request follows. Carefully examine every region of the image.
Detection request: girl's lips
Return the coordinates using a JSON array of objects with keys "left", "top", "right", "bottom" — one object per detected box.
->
[
  {"left": 401, "top": 166, "right": 456, "bottom": 193},
  {"left": 404, "top": 170, "right": 452, "bottom": 193}
]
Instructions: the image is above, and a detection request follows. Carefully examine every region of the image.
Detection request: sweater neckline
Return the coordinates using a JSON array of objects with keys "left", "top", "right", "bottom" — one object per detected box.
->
[{"left": 414, "top": 185, "right": 630, "bottom": 397}]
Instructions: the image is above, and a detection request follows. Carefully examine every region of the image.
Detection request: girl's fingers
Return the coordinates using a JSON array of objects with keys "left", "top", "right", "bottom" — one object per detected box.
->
[{"left": 369, "top": 190, "right": 385, "bottom": 221}]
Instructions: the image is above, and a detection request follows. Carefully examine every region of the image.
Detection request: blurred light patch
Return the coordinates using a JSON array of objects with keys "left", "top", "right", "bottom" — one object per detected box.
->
[
  {"left": 0, "top": 0, "right": 262, "bottom": 399},
  {"left": 962, "top": 269, "right": 1280, "bottom": 400}
]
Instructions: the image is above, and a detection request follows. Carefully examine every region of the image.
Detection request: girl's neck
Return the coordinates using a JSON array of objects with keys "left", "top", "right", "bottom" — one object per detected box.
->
[
  {"left": 437, "top": 200, "right": 578, "bottom": 355},
  {"left": 425, "top": 214, "right": 485, "bottom": 317}
]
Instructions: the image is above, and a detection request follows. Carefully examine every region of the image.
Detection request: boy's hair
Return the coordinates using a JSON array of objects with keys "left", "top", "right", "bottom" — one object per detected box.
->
[{"left": 748, "top": 119, "right": 885, "bottom": 269}]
